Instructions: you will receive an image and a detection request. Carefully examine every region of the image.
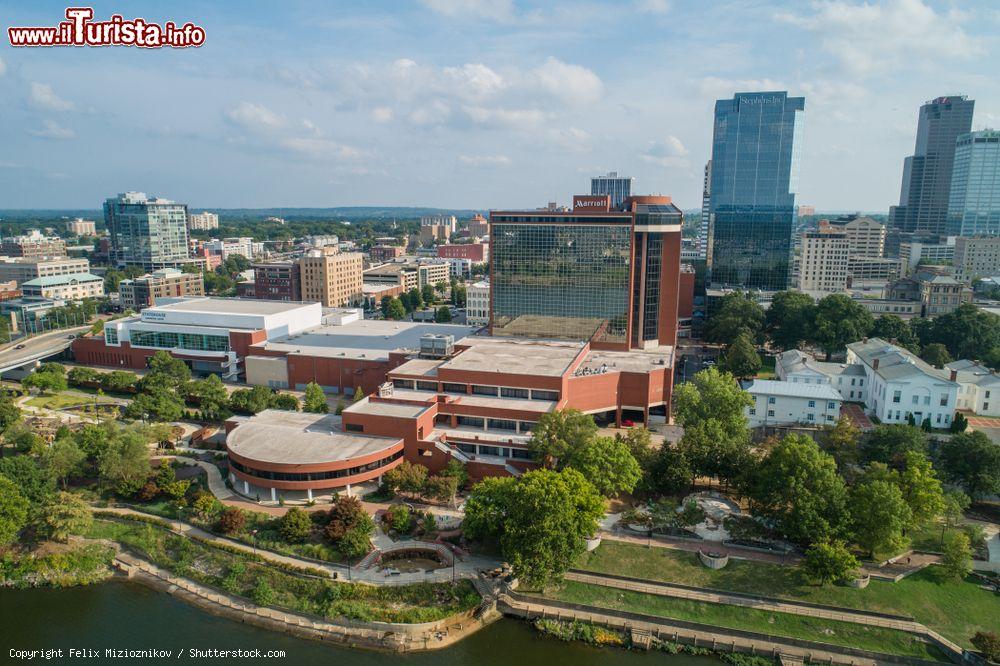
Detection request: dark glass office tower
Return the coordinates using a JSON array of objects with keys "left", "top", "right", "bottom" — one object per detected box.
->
[
  {"left": 889, "top": 96, "right": 974, "bottom": 237},
  {"left": 707, "top": 91, "right": 805, "bottom": 291},
  {"left": 948, "top": 129, "right": 1000, "bottom": 237}
]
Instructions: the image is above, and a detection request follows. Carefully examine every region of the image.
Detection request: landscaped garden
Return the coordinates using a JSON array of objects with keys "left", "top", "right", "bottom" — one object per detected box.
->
[{"left": 573, "top": 540, "right": 998, "bottom": 648}]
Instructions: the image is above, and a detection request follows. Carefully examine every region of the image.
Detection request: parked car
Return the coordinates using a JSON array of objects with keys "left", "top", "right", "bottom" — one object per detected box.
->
[{"left": 14, "top": 344, "right": 25, "bottom": 350}]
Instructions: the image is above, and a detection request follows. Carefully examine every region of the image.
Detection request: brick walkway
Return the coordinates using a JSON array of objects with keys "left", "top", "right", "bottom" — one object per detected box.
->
[{"left": 840, "top": 403, "right": 874, "bottom": 431}]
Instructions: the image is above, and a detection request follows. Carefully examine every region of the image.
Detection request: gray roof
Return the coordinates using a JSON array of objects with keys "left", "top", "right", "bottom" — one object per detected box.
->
[
  {"left": 743, "top": 379, "right": 843, "bottom": 401},
  {"left": 152, "top": 297, "right": 315, "bottom": 316},
  {"left": 777, "top": 349, "right": 865, "bottom": 378},
  {"left": 945, "top": 360, "right": 1000, "bottom": 386},
  {"left": 847, "top": 338, "right": 956, "bottom": 384}
]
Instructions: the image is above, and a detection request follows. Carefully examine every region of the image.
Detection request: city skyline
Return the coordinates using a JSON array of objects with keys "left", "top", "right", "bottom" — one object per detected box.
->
[{"left": 1, "top": 1, "right": 999, "bottom": 212}]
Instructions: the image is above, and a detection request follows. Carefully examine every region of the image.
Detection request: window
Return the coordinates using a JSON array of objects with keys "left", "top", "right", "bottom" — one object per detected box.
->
[
  {"left": 827, "top": 402, "right": 835, "bottom": 409},
  {"left": 768, "top": 397, "right": 776, "bottom": 404},
  {"left": 456, "top": 443, "right": 476, "bottom": 454},
  {"left": 457, "top": 416, "right": 484, "bottom": 428},
  {"left": 488, "top": 418, "right": 517, "bottom": 432},
  {"left": 807, "top": 413, "right": 815, "bottom": 420},
  {"left": 531, "top": 389, "right": 559, "bottom": 401},
  {"left": 849, "top": 390, "right": 854, "bottom": 398},
  {"left": 442, "top": 383, "right": 466, "bottom": 394},
  {"left": 984, "top": 402, "right": 990, "bottom": 411},
  {"left": 892, "top": 390, "right": 901, "bottom": 403},
  {"left": 767, "top": 410, "right": 775, "bottom": 417},
  {"left": 987, "top": 391, "right": 992, "bottom": 399},
  {"left": 808, "top": 400, "right": 815, "bottom": 408},
  {"left": 851, "top": 378, "right": 856, "bottom": 386},
  {"left": 416, "top": 381, "right": 437, "bottom": 391},
  {"left": 923, "top": 395, "right": 930, "bottom": 406},
  {"left": 939, "top": 394, "right": 948, "bottom": 407},
  {"left": 472, "top": 385, "right": 498, "bottom": 396},
  {"left": 345, "top": 423, "right": 363, "bottom": 433},
  {"left": 749, "top": 408, "right": 756, "bottom": 415},
  {"left": 478, "top": 445, "right": 501, "bottom": 457},
  {"left": 501, "top": 387, "right": 529, "bottom": 399},
  {"left": 393, "top": 379, "right": 415, "bottom": 390},
  {"left": 510, "top": 448, "right": 533, "bottom": 460}
]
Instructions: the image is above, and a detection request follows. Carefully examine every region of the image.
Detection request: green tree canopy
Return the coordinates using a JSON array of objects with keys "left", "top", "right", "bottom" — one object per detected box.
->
[
  {"left": 434, "top": 305, "right": 452, "bottom": 323},
  {"left": 817, "top": 416, "right": 861, "bottom": 471},
  {"left": 870, "top": 315, "right": 920, "bottom": 353},
  {"left": 802, "top": 540, "right": 859, "bottom": 585},
  {"left": 719, "top": 332, "right": 762, "bottom": 380},
  {"left": 39, "top": 491, "right": 92, "bottom": 542},
  {"left": 919, "top": 304, "right": 1000, "bottom": 360},
  {"left": 527, "top": 409, "right": 598, "bottom": 468},
  {"left": 704, "top": 291, "right": 765, "bottom": 344},
  {"left": 849, "top": 479, "right": 912, "bottom": 558},
  {"left": 22, "top": 369, "right": 67, "bottom": 394},
  {"left": 672, "top": 367, "right": 753, "bottom": 437},
  {"left": 766, "top": 290, "right": 816, "bottom": 351},
  {"left": 919, "top": 343, "right": 952, "bottom": 369},
  {"left": 897, "top": 451, "right": 945, "bottom": 527},
  {"left": 146, "top": 350, "right": 192, "bottom": 386},
  {"left": 43, "top": 436, "right": 86, "bottom": 489},
  {"left": 936, "top": 431, "right": 1000, "bottom": 500},
  {"left": 278, "top": 507, "right": 313, "bottom": 543},
  {"left": 0, "top": 475, "right": 30, "bottom": 545},
  {"left": 386, "top": 298, "right": 406, "bottom": 320},
  {"left": 303, "top": 382, "right": 329, "bottom": 413},
  {"left": 861, "top": 424, "right": 926, "bottom": 465},
  {"left": 812, "top": 294, "right": 874, "bottom": 360},
  {"left": 0, "top": 456, "right": 55, "bottom": 504},
  {"left": 940, "top": 530, "right": 972, "bottom": 581},
  {"left": 565, "top": 435, "right": 641, "bottom": 497},
  {"left": 97, "top": 429, "right": 151, "bottom": 496},
  {"left": 746, "top": 434, "right": 849, "bottom": 546}
]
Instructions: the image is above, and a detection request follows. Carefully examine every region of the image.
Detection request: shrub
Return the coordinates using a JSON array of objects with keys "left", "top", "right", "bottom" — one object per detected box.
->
[
  {"left": 338, "top": 525, "right": 372, "bottom": 560},
  {"left": 216, "top": 507, "right": 246, "bottom": 534},
  {"left": 278, "top": 508, "right": 312, "bottom": 543},
  {"left": 972, "top": 631, "right": 1000, "bottom": 663},
  {"left": 385, "top": 504, "right": 412, "bottom": 534},
  {"left": 250, "top": 577, "right": 275, "bottom": 606},
  {"left": 802, "top": 540, "right": 859, "bottom": 585}
]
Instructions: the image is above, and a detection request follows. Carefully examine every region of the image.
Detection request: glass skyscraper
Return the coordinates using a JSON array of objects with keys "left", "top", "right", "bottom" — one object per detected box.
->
[
  {"left": 707, "top": 91, "right": 805, "bottom": 292},
  {"left": 104, "top": 192, "right": 190, "bottom": 270},
  {"left": 948, "top": 129, "right": 1000, "bottom": 237},
  {"left": 889, "top": 96, "right": 975, "bottom": 237},
  {"left": 591, "top": 172, "right": 633, "bottom": 208}
]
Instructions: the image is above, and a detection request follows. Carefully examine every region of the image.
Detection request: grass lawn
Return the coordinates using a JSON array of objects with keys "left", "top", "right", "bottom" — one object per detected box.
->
[
  {"left": 576, "top": 541, "right": 999, "bottom": 647},
  {"left": 756, "top": 355, "right": 777, "bottom": 379},
  {"left": 25, "top": 391, "right": 116, "bottom": 410},
  {"left": 545, "top": 580, "right": 947, "bottom": 661}
]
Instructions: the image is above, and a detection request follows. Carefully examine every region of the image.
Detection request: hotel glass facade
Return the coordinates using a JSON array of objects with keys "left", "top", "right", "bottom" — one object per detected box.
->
[
  {"left": 707, "top": 91, "right": 804, "bottom": 291},
  {"left": 948, "top": 130, "right": 1000, "bottom": 237},
  {"left": 104, "top": 192, "right": 190, "bottom": 269},
  {"left": 491, "top": 218, "right": 631, "bottom": 343}
]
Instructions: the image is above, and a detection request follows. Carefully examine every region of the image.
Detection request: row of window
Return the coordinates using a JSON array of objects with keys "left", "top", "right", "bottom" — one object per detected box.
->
[
  {"left": 454, "top": 443, "right": 533, "bottom": 460},
  {"left": 230, "top": 450, "right": 403, "bottom": 482},
  {"left": 128, "top": 328, "right": 230, "bottom": 352},
  {"left": 394, "top": 378, "right": 558, "bottom": 401}
]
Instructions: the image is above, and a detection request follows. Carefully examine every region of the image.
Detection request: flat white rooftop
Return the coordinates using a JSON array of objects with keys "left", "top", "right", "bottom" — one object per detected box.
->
[
  {"left": 227, "top": 409, "right": 400, "bottom": 465},
  {"left": 152, "top": 297, "right": 314, "bottom": 316},
  {"left": 259, "top": 319, "right": 476, "bottom": 362},
  {"left": 442, "top": 337, "right": 585, "bottom": 377}
]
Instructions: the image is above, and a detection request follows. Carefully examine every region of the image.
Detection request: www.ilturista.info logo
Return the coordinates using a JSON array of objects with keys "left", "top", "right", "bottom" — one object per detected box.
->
[{"left": 8, "top": 7, "right": 206, "bottom": 48}]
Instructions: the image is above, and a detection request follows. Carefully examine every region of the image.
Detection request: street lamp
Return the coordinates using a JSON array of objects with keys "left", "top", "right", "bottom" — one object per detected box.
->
[{"left": 251, "top": 528, "right": 258, "bottom": 556}]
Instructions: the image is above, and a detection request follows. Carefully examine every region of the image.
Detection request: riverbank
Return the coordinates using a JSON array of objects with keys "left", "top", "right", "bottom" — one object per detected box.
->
[{"left": 0, "top": 542, "right": 115, "bottom": 589}]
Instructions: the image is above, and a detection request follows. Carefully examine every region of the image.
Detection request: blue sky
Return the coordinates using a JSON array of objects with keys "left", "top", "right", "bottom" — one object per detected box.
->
[{"left": 1, "top": 0, "right": 998, "bottom": 211}]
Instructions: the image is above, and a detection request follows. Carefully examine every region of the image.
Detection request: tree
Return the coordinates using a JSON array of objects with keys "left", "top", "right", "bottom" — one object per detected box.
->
[
  {"left": 718, "top": 332, "right": 762, "bottom": 380},
  {"left": 251, "top": 577, "right": 275, "bottom": 606},
  {"left": 385, "top": 504, "right": 412, "bottom": 533},
  {"left": 424, "top": 475, "right": 460, "bottom": 502},
  {"left": 216, "top": 507, "right": 246, "bottom": 534},
  {"left": 950, "top": 412, "right": 968, "bottom": 434},
  {"left": 386, "top": 298, "right": 406, "bottom": 320},
  {"left": 937, "top": 431, "right": 1000, "bottom": 500},
  {"left": 527, "top": 409, "right": 598, "bottom": 467},
  {"left": 462, "top": 476, "right": 516, "bottom": 543},
  {"left": 861, "top": 424, "right": 926, "bottom": 465},
  {"left": 870, "top": 315, "right": 920, "bottom": 352},
  {"left": 566, "top": 436, "right": 641, "bottom": 497},
  {"left": 184, "top": 374, "right": 229, "bottom": 417},
  {"left": 802, "top": 540, "right": 859, "bottom": 585},
  {"left": 0, "top": 456, "right": 55, "bottom": 504},
  {"left": 102, "top": 370, "right": 139, "bottom": 393},
  {"left": 352, "top": 387, "right": 364, "bottom": 403},
  {"left": 0, "top": 393, "right": 21, "bottom": 435},
  {"left": 647, "top": 445, "right": 693, "bottom": 495},
  {"left": 439, "top": 459, "right": 468, "bottom": 489},
  {"left": 940, "top": 530, "right": 972, "bottom": 581},
  {"left": 919, "top": 343, "right": 952, "bottom": 369},
  {"left": 382, "top": 460, "right": 427, "bottom": 495},
  {"left": 766, "top": 290, "right": 816, "bottom": 351},
  {"left": 434, "top": 305, "right": 452, "bottom": 323},
  {"left": 43, "top": 437, "right": 86, "bottom": 489},
  {"left": 272, "top": 393, "right": 299, "bottom": 411},
  {"left": 193, "top": 493, "right": 221, "bottom": 519},
  {"left": 673, "top": 367, "right": 753, "bottom": 437},
  {"left": 849, "top": 480, "right": 912, "bottom": 558},
  {"left": 0, "top": 476, "right": 30, "bottom": 545},
  {"left": 97, "top": 430, "right": 151, "bottom": 496},
  {"left": 704, "top": 291, "right": 765, "bottom": 344},
  {"left": 338, "top": 525, "right": 373, "bottom": 559},
  {"left": 897, "top": 451, "right": 944, "bottom": 528},
  {"left": 146, "top": 351, "right": 191, "bottom": 386},
  {"left": 421, "top": 283, "right": 437, "bottom": 306},
  {"left": 818, "top": 416, "right": 860, "bottom": 470},
  {"left": 678, "top": 418, "right": 753, "bottom": 488},
  {"left": 22, "top": 369, "right": 67, "bottom": 394},
  {"left": 971, "top": 632, "right": 1000, "bottom": 663},
  {"left": 126, "top": 388, "right": 184, "bottom": 422},
  {"left": 39, "top": 492, "right": 92, "bottom": 542},
  {"left": 746, "top": 434, "right": 849, "bottom": 546},
  {"left": 278, "top": 507, "right": 312, "bottom": 543},
  {"left": 923, "top": 304, "right": 1000, "bottom": 360},
  {"left": 812, "top": 294, "right": 873, "bottom": 360},
  {"left": 379, "top": 295, "right": 393, "bottom": 318},
  {"left": 323, "top": 495, "right": 372, "bottom": 543},
  {"left": 303, "top": 382, "right": 329, "bottom": 413},
  {"left": 228, "top": 386, "right": 277, "bottom": 415}
]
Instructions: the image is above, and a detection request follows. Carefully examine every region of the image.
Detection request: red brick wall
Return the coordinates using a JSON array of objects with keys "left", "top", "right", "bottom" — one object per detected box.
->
[
  {"left": 678, "top": 267, "right": 695, "bottom": 318},
  {"left": 72, "top": 337, "right": 153, "bottom": 370},
  {"left": 437, "top": 244, "right": 486, "bottom": 261}
]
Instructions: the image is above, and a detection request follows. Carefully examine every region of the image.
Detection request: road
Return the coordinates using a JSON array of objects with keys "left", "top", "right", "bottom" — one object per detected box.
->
[{"left": 0, "top": 325, "right": 89, "bottom": 373}]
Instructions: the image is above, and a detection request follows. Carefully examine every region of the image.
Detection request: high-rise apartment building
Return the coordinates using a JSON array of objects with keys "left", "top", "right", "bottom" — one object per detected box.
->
[
  {"left": 299, "top": 247, "right": 364, "bottom": 307},
  {"left": 252, "top": 261, "right": 301, "bottom": 301},
  {"left": 0, "top": 231, "right": 67, "bottom": 258},
  {"left": 953, "top": 236, "right": 1000, "bottom": 282},
  {"left": 66, "top": 218, "right": 97, "bottom": 236},
  {"left": 948, "top": 129, "right": 1000, "bottom": 237},
  {"left": 104, "top": 192, "right": 190, "bottom": 269},
  {"left": 204, "top": 237, "right": 257, "bottom": 260},
  {"left": 591, "top": 171, "right": 633, "bottom": 208},
  {"left": 819, "top": 216, "right": 886, "bottom": 258},
  {"left": 707, "top": 91, "right": 805, "bottom": 292},
  {"left": 798, "top": 230, "right": 849, "bottom": 293},
  {"left": 698, "top": 161, "right": 711, "bottom": 260},
  {"left": 889, "top": 96, "right": 975, "bottom": 236},
  {"left": 490, "top": 194, "right": 682, "bottom": 350},
  {"left": 188, "top": 211, "right": 220, "bottom": 230},
  {"left": 119, "top": 268, "right": 206, "bottom": 311}
]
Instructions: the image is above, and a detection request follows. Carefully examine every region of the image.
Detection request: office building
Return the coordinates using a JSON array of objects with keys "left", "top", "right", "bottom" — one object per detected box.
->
[
  {"left": 188, "top": 211, "right": 219, "bottom": 231},
  {"left": 437, "top": 243, "right": 488, "bottom": 263},
  {"left": 419, "top": 223, "right": 451, "bottom": 245},
  {"left": 798, "top": 230, "right": 849, "bottom": 293},
  {"left": 820, "top": 216, "right": 886, "bottom": 258},
  {"left": 204, "top": 237, "right": 257, "bottom": 261},
  {"left": 848, "top": 257, "right": 903, "bottom": 284},
  {"left": 118, "top": 268, "right": 205, "bottom": 311},
  {"left": 299, "top": 247, "right": 364, "bottom": 307},
  {"left": 66, "top": 218, "right": 97, "bottom": 236},
  {"left": 21, "top": 273, "right": 104, "bottom": 301},
  {"left": 899, "top": 238, "right": 956, "bottom": 271},
  {"left": 490, "top": 194, "right": 683, "bottom": 351},
  {"left": 467, "top": 214, "right": 489, "bottom": 238},
  {"left": 707, "top": 91, "right": 805, "bottom": 292},
  {"left": 948, "top": 129, "right": 1000, "bottom": 237},
  {"left": 302, "top": 235, "right": 339, "bottom": 249},
  {"left": 252, "top": 261, "right": 301, "bottom": 301},
  {"left": 369, "top": 245, "right": 405, "bottom": 264},
  {"left": 466, "top": 280, "right": 490, "bottom": 327},
  {"left": 104, "top": 192, "right": 190, "bottom": 269},
  {"left": 0, "top": 256, "right": 90, "bottom": 286},
  {"left": 889, "top": 96, "right": 975, "bottom": 236},
  {"left": 0, "top": 231, "right": 67, "bottom": 258},
  {"left": 363, "top": 258, "right": 450, "bottom": 292},
  {"left": 954, "top": 236, "right": 1000, "bottom": 282},
  {"left": 591, "top": 171, "right": 633, "bottom": 208},
  {"left": 797, "top": 205, "right": 816, "bottom": 217},
  {"left": 698, "top": 161, "right": 711, "bottom": 260},
  {"left": 421, "top": 215, "right": 457, "bottom": 232},
  {"left": 74, "top": 297, "right": 322, "bottom": 380}
]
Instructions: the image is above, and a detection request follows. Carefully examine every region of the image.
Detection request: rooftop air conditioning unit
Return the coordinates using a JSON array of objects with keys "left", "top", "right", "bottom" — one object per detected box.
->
[{"left": 420, "top": 333, "right": 454, "bottom": 359}]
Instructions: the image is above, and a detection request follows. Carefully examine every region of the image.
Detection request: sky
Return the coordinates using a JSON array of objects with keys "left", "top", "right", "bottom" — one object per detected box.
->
[{"left": 1, "top": 0, "right": 998, "bottom": 212}]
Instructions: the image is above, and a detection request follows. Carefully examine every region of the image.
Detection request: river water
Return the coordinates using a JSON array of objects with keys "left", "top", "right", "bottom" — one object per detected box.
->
[{"left": 1, "top": 581, "right": 720, "bottom": 665}]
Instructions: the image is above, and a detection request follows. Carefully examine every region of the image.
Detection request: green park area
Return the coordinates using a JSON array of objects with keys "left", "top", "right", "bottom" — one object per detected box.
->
[{"left": 571, "top": 541, "right": 998, "bottom": 648}]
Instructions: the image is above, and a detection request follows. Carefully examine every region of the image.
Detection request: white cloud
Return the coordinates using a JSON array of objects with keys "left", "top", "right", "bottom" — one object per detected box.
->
[
  {"left": 458, "top": 154, "right": 511, "bottom": 167},
  {"left": 28, "top": 119, "right": 75, "bottom": 140},
  {"left": 443, "top": 63, "right": 506, "bottom": 98},
  {"left": 635, "top": 0, "right": 670, "bottom": 14},
  {"left": 529, "top": 58, "right": 603, "bottom": 106},
  {"left": 697, "top": 77, "right": 787, "bottom": 100},
  {"left": 548, "top": 126, "right": 592, "bottom": 153},
  {"left": 28, "top": 82, "right": 74, "bottom": 111},
  {"left": 300, "top": 119, "right": 321, "bottom": 135},
  {"left": 371, "top": 106, "right": 394, "bottom": 123},
  {"left": 0, "top": 57, "right": 7, "bottom": 77},
  {"left": 420, "top": 0, "right": 515, "bottom": 22},
  {"left": 226, "top": 102, "right": 286, "bottom": 129},
  {"left": 279, "top": 137, "right": 361, "bottom": 160},
  {"left": 641, "top": 135, "right": 689, "bottom": 166},
  {"left": 776, "top": 0, "right": 982, "bottom": 76},
  {"left": 462, "top": 105, "right": 547, "bottom": 129}
]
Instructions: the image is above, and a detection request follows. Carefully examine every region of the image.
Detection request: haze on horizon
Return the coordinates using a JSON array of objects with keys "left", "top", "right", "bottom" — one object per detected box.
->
[{"left": 0, "top": 0, "right": 997, "bottom": 212}]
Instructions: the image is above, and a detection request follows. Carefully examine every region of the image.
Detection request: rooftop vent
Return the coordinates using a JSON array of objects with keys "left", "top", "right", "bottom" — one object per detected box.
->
[{"left": 420, "top": 333, "right": 454, "bottom": 359}]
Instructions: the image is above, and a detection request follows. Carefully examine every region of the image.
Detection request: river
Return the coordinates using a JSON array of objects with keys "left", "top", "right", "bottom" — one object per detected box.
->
[{"left": 1, "top": 581, "right": 720, "bottom": 665}]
